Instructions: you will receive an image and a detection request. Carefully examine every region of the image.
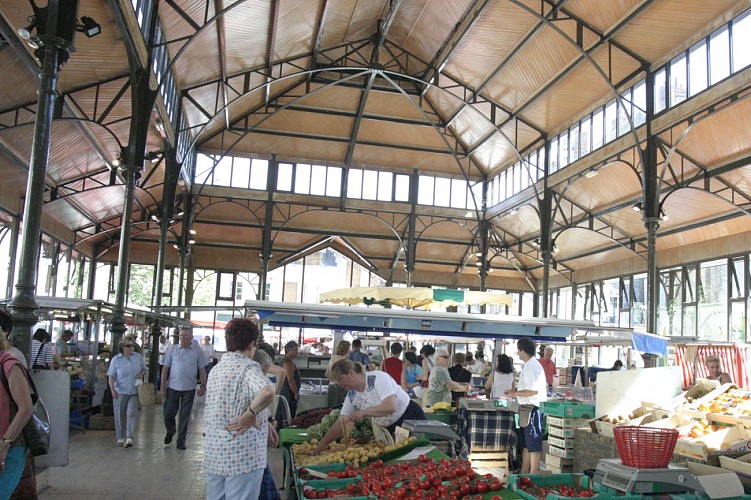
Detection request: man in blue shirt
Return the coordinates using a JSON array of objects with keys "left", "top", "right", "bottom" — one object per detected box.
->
[
  {"left": 160, "top": 328, "right": 207, "bottom": 450},
  {"left": 347, "top": 339, "right": 370, "bottom": 368}
]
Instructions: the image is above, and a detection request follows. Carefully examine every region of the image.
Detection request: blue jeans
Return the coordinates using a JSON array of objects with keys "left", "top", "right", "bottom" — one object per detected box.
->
[
  {"left": 163, "top": 388, "right": 196, "bottom": 446},
  {"left": 113, "top": 392, "right": 139, "bottom": 440},
  {"left": 0, "top": 445, "right": 27, "bottom": 500},
  {"left": 207, "top": 467, "right": 264, "bottom": 500}
]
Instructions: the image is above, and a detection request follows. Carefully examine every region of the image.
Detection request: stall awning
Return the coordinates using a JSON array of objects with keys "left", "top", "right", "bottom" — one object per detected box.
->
[
  {"left": 631, "top": 331, "right": 668, "bottom": 357},
  {"left": 319, "top": 286, "right": 513, "bottom": 310}
]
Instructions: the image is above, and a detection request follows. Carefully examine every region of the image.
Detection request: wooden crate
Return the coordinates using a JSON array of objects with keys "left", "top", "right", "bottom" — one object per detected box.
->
[
  {"left": 469, "top": 450, "right": 509, "bottom": 469},
  {"left": 548, "top": 425, "right": 577, "bottom": 438},
  {"left": 545, "top": 454, "right": 574, "bottom": 468},
  {"left": 548, "top": 435, "right": 574, "bottom": 449},
  {"left": 545, "top": 464, "right": 574, "bottom": 474},
  {"left": 546, "top": 416, "right": 590, "bottom": 428},
  {"left": 547, "top": 444, "right": 575, "bottom": 459}
]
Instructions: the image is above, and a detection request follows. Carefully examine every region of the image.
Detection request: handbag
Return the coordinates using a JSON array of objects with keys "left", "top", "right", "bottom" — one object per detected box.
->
[{"left": 1, "top": 358, "right": 51, "bottom": 457}]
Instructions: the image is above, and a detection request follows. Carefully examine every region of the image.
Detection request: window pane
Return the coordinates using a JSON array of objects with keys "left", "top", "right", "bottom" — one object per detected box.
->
[
  {"left": 710, "top": 27, "right": 730, "bottom": 84},
  {"left": 513, "top": 163, "right": 522, "bottom": 194},
  {"left": 617, "top": 89, "right": 631, "bottom": 137},
  {"left": 249, "top": 159, "right": 268, "bottom": 190},
  {"left": 559, "top": 133, "right": 569, "bottom": 167},
  {"left": 450, "top": 178, "right": 466, "bottom": 208},
  {"left": 394, "top": 174, "right": 410, "bottom": 201},
  {"left": 733, "top": 11, "right": 751, "bottom": 71},
  {"left": 310, "top": 164, "right": 327, "bottom": 195},
  {"left": 670, "top": 54, "right": 687, "bottom": 106},
  {"left": 592, "top": 109, "right": 604, "bottom": 149},
  {"left": 326, "top": 166, "right": 341, "bottom": 197},
  {"left": 654, "top": 68, "right": 667, "bottom": 113},
  {"left": 294, "top": 163, "right": 311, "bottom": 194},
  {"left": 569, "top": 124, "right": 580, "bottom": 162},
  {"left": 347, "top": 168, "right": 363, "bottom": 198},
  {"left": 434, "top": 177, "right": 451, "bottom": 207},
  {"left": 698, "top": 260, "right": 728, "bottom": 341},
  {"left": 689, "top": 40, "right": 708, "bottom": 96},
  {"left": 580, "top": 117, "right": 591, "bottom": 157},
  {"left": 231, "top": 157, "right": 250, "bottom": 188},
  {"left": 537, "top": 147, "right": 545, "bottom": 178},
  {"left": 214, "top": 156, "right": 232, "bottom": 186},
  {"left": 417, "top": 176, "right": 434, "bottom": 205},
  {"left": 633, "top": 81, "right": 646, "bottom": 126},
  {"left": 550, "top": 138, "right": 559, "bottom": 172},
  {"left": 277, "top": 163, "right": 293, "bottom": 191},
  {"left": 604, "top": 100, "right": 617, "bottom": 142},
  {"left": 195, "top": 153, "right": 215, "bottom": 184},
  {"left": 377, "top": 171, "right": 393, "bottom": 201},
  {"left": 362, "top": 170, "right": 378, "bottom": 200},
  {"left": 468, "top": 182, "right": 482, "bottom": 210}
]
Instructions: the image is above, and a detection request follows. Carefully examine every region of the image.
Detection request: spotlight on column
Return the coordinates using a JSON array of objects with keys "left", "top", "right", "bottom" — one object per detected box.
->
[{"left": 77, "top": 16, "right": 101, "bottom": 38}]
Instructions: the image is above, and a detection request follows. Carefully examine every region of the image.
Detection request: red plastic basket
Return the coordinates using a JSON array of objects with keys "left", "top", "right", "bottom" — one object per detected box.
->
[{"left": 613, "top": 426, "right": 679, "bottom": 468}]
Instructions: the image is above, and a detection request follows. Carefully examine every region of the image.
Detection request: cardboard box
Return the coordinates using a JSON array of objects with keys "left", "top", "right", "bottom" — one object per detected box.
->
[
  {"left": 718, "top": 453, "right": 751, "bottom": 486},
  {"left": 674, "top": 424, "right": 751, "bottom": 461},
  {"left": 686, "top": 462, "right": 745, "bottom": 499}
]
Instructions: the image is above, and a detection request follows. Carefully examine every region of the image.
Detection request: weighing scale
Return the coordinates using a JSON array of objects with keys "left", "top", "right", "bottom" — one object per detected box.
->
[
  {"left": 458, "top": 397, "right": 519, "bottom": 413},
  {"left": 594, "top": 458, "right": 705, "bottom": 495},
  {"left": 401, "top": 420, "right": 461, "bottom": 441}
]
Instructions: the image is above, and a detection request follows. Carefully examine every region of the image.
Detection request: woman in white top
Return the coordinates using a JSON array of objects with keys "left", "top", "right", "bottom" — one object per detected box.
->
[{"left": 486, "top": 353, "right": 515, "bottom": 398}]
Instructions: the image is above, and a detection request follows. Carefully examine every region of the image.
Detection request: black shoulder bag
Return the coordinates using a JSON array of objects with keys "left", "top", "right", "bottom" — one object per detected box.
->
[
  {"left": 0, "top": 358, "right": 51, "bottom": 456},
  {"left": 32, "top": 343, "right": 49, "bottom": 370}
]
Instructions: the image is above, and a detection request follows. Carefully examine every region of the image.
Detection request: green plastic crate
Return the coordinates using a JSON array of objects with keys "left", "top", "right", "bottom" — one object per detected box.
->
[
  {"left": 297, "top": 478, "right": 367, "bottom": 500},
  {"left": 540, "top": 401, "right": 595, "bottom": 418},
  {"left": 508, "top": 473, "right": 639, "bottom": 500}
]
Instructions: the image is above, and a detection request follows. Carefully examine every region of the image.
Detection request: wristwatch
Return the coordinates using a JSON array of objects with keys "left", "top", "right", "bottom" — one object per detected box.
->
[{"left": 1, "top": 437, "right": 13, "bottom": 445}]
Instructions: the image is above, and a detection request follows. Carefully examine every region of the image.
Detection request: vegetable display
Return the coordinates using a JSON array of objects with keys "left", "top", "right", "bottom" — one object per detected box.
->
[{"left": 515, "top": 476, "right": 595, "bottom": 499}]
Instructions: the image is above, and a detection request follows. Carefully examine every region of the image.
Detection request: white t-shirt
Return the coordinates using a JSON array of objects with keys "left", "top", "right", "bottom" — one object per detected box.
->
[
  {"left": 340, "top": 371, "right": 410, "bottom": 427},
  {"left": 491, "top": 372, "right": 514, "bottom": 398},
  {"left": 516, "top": 357, "right": 548, "bottom": 407}
]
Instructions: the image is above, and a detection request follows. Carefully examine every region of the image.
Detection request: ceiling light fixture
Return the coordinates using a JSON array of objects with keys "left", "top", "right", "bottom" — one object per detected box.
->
[
  {"left": 631, "top": 202, "right": 643, "bottom": 212},
  {"left": 660, "top": 210, "right": 669, "bottom": 222},
  {"left": 475, "top": 261, "right": 482, "bottom": 267},
  {"left": 189, "top": 229, "right": 196, "bottom": 235},
  {"left": 474, "top": 251, "right": 483, "bottom": 258},
  {"left": 552, "top": 244, "right": 559, "bottom": 254},
  {"left": 531, "top": 238, "right": 540, "bottom": 248},
  {"left": 76, "top": 16, "right": 101, "bottom": 38},
  {"left": 188, "top": 239, "right": 196, "bottom": 245},
  {"left": 584, "top": 169, "right": 599, "bottom": 179},
  {"left": 509, "top": 208, "right": 518, "bottom": 216}
]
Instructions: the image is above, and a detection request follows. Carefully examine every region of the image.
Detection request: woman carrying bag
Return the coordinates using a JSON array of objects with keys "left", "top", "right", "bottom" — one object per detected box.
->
[{"left": 1, "top": 310, "right": 34, "bottom": 500}]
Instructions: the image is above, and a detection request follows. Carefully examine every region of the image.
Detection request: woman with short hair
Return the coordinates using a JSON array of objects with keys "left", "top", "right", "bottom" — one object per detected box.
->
[
  {"left": 704, "top": 355, "right": 732, "bottom": 384},
  {"left": 107, "top": 335, "right": 145, "bottom": 447},
  {"left": 426, "top": 348, "right": 471, "bottom": 407},
  {"left": 325, "top": 340, "right": 351, "bottom": 407}
]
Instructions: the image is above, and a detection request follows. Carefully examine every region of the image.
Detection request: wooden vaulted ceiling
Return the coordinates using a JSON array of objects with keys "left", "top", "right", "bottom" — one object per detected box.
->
[{"left": 0, "top": 0, "right": 750, "bottom": 295}]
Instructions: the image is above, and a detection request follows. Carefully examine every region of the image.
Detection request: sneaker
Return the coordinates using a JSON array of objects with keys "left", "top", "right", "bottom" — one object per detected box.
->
[
  {"left": 164, "top": 433, "right": 174, "bottom": 445},
  {"left": 124, "top": 438, "right": 133, "bottom": 448},
  {"left": 116, "top": 439, "right": 125, "bottom": 446},
  {"left": 176, "top": 443, "right": 187, "bottom": 450}
]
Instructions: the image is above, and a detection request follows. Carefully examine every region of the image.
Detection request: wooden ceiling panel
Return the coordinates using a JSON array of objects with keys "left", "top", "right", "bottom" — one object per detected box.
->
[
  {"left": 666, "top": 99, "right": 751, "bottom": 168},
  {"left": 363, "top": 89, "right": 431, "bottom": 121},
  {"left": 562, "top": 161, "right": 642, "bottom": 212},
  {"left": 442, "top": 1, "right": 537, "bottom": 89},
  {"left": 203, "top": 132, "right": 349, "bottom": 165},
  {"left": 417, "top": 219, "right": 475, "bottom": 241},
  {"left": 658, "top": 188, "right": 739, "bottom": 229},
  {"left": 492, "top": 204, "right": 541, "bottom": 241},
  {"left": 195, "top": 201, "right": 263, "bottom": 225},
  {"left": 0, "top": 51, "right": 38, "bottom": 109},
  {"left": 565, "top": 0, "right": 646, "bottom": 34},
  {"left": 256, "top": 109, "right": 353, "bottom": 139},
  {"left": 357, "top": 118, "right": 448, "bottom": 150},
  {"left": 485, "top": 25, "right": 580, "bottom": 112},
  {"left": 658, "top": 215, "right": 751, "bottom": 250},
  {"left": 564, "top": 245, "right": 641, "bottom": 271},
  {"left": 424, "top": 85, "right": 465, "bottom": 122},
  {"left": 351, "top": 143, "right": 458, "bottom": 175},
  {"left": 614, "top": 0, "right": 740, "bottom": 63},
  {"left": 272, "top": 0, "right": 319, "bottom": 61},
  {"left": 224, "top": 2, "right": 273, "bottom": 75},
  {"left": 470, "top": 131, "right": 518, "bottom": 173},
  {"left": 451, "top": 107, "right": 496, "bottom": 147},
  {"left": 397, "top": 0, "right": 472, "bottom": 63}
]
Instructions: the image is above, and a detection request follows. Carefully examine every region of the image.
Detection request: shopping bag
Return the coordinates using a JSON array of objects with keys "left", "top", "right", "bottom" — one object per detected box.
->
[{"left": 0, "top": 359, "right": 51, "bottom": 456}]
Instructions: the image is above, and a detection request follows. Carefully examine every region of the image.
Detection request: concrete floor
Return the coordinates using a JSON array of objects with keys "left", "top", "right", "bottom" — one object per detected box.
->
[{"left": 38, "top": 397, "right": 285, "bottom": 499}]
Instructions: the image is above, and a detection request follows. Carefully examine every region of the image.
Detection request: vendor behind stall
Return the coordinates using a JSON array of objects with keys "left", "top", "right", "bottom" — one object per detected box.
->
[
  {"left": 705, "top": 355, "right": 732, "bottom": 384},
  {"left": 312, "top": 359, "right": 425, "bottom": 455},
  {"left": 505, "top": 337, "right": 547, "bottom": 474}
]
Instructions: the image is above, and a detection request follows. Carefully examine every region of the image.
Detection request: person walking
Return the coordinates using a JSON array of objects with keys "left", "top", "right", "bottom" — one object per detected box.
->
[
  {"left": 276, "top": 341, "right": 301, "bottom": 427},
  {"left": 204, "top": 318, "right": 275, "bottom": 500},
  {"left": 200, "top": 335, "right": 217, "bottom": 378},
  {"left": 160, "top": 328, "right": 207, "bottom": 450},
  {"left": 347, "top": 339, "right": 370, "bottom": 368},
  {"left": 107, "top": 336, "right": 145, "bottom": 448},
  {"left": 156, "top": 334, "right": 169, "bottom": 391}
]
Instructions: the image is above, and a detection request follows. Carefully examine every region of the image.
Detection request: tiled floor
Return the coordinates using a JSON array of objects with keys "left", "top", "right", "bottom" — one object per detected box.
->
[{"left": 39, "top": 397, "right": 286, "bottom": 499}]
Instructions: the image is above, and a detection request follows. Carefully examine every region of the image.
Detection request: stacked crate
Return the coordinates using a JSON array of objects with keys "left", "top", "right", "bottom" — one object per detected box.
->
[{"left": 541, "top": 401, "right": 595, "bottom": 474}]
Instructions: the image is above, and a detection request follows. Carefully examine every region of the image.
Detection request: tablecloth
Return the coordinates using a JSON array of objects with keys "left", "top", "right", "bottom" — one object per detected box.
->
[{"left": 457, "top": 407, "right": 518, "bottom": 464}]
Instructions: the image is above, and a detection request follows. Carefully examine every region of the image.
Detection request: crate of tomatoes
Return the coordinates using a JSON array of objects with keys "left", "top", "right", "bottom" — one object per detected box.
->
[{"left": 509, "top": 473, "right": 643, "bottom": 500}]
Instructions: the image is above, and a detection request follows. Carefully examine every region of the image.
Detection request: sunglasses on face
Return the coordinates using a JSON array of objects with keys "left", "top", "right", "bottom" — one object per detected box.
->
[{"left": 123, "top": 344, "right": 134, "bottom": 348}]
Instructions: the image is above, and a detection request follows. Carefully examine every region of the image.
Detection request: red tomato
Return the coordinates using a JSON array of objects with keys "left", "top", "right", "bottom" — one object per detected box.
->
[
  {"left": 519, "top": 476, "right": 533, "bottom": 487},
  {"left": 491, "top": 496, "right": 502, "bottom": 500},
  {"left": 477, "top": 482, "right": 490, "bottom": 494}
]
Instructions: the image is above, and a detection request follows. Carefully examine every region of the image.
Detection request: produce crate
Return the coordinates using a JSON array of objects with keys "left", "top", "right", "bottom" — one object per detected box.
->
[
  {"left": 546, "top": 416, "right": 591, "bottom": 428},
  {"left": 548, "top": 435, "right": 574, "bottom": 449},
  {"left": 510, "top": 473, "right": 641, "bottom": 500},
  {"left": 545, "top": 464, "right": 573, "bottom": 474},
  {"left": 545, "top": 454, "right": 573, "bottom": 468},
  {"left": 548, "top": 425, "right": 577, "bottom": 438},
  {"left": 298, "top": 478, "right": 367, "bottom": 500},
  {"left": 547, "top": 444, "right": 574, "bottom": 459},
  {"left": 541, "top": 401, "right": 595, "bottom": 419}
]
